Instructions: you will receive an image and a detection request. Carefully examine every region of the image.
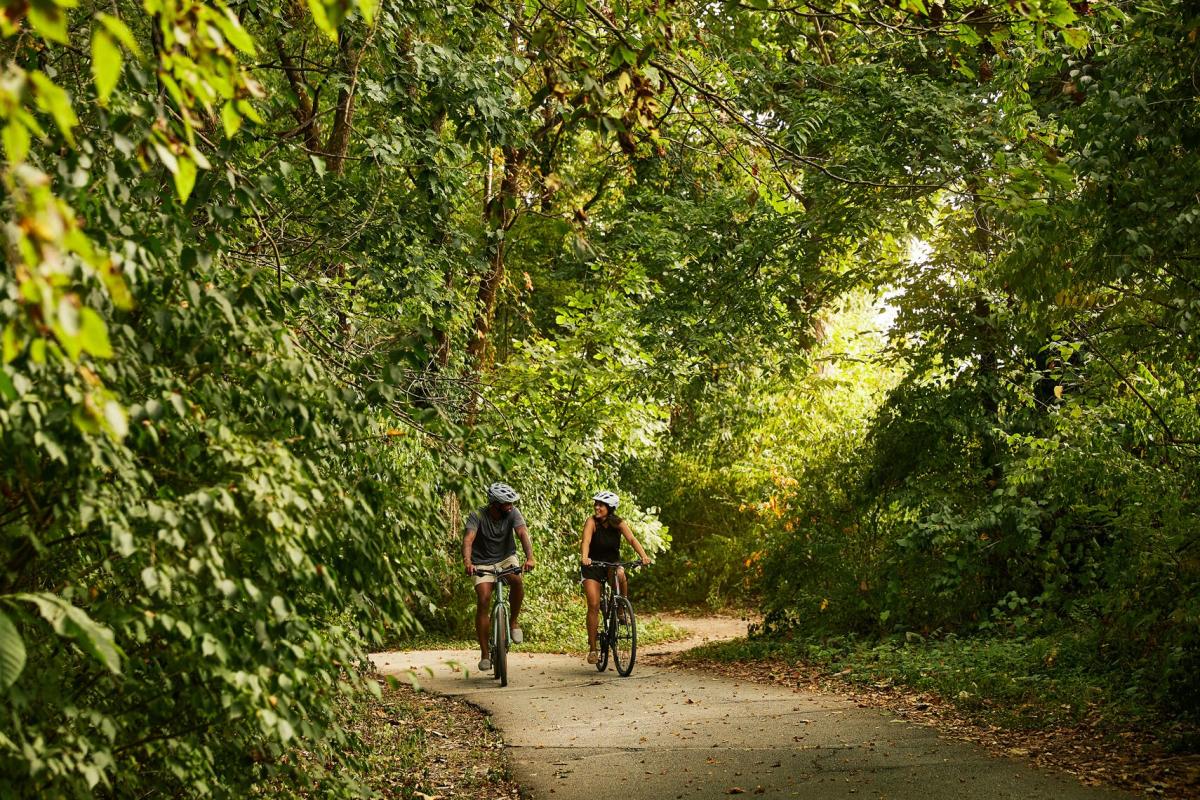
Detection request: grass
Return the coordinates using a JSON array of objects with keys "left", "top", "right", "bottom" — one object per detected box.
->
[{"left": 690, "top": 629, "right": 1173, "bottom": 737}]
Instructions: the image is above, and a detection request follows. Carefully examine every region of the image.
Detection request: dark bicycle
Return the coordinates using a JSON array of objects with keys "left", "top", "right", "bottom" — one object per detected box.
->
[
  {"left": 476, "top": 564, "right": 525, "bottom": 687},
  {"left": 587, "top": 560, "right": 645, "bottom": 677}
]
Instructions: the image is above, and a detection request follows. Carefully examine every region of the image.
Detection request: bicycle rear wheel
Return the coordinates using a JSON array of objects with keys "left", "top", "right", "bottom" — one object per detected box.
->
[
  {"left": 494, "top": 604, "right": 509, "bottom": 687},
  {"left": 612, "top": 597, "right": 636, "bottom": 676}
]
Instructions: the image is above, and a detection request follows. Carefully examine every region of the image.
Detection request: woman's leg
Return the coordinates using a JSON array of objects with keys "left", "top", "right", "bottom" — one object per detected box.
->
[
  {"left": 583, "top": 579, "right": 601, "bottom": 652},
  {"left": 615, "top": 567, "right": 629, "bottom": 621}
]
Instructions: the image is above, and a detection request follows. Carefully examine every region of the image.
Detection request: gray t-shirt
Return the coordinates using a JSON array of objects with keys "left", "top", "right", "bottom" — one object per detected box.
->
[{"left": 466, "top": 506, "right": 527, "bottom": 565}]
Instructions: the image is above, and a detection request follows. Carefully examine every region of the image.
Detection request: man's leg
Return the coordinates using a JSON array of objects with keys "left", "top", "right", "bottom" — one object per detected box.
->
[
  {"left": 509, "top": 573, "right": 524, "bottom": 628},
  {"left": 474, "top": 581, "right": 494, "bottom": 659}
]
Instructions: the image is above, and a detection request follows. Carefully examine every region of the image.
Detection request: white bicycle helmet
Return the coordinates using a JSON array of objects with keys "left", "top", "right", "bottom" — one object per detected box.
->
[
  {"left": 487, "top": 482, "right": 520, "bottom": 504},
  {"left": 592, "top": 491, "right": 620, "bottom": 509}
]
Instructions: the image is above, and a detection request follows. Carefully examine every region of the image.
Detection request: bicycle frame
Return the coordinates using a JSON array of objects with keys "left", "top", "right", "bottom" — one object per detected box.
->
[
  {"left": 586, "top": 560, "right": 643, "bottom": 676},
  {"left": 478, "top": 564, "right": 523, "bottom": 687}
]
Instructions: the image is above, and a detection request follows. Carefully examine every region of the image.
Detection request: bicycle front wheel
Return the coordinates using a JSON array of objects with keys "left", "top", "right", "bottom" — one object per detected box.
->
[
  {"left": 494, "top": 604, "right": 509, "bottom": 687},
  {"left": 596, "top": 596, "right": 610, "bottom": 671},
  {"left": 612, "top": 597, "right": 636, "bottom": 677}
]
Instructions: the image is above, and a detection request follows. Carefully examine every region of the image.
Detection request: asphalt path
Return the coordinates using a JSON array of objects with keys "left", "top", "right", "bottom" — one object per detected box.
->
[{"left": 371, "top": 618, "right": 1130, "bottom": 800}]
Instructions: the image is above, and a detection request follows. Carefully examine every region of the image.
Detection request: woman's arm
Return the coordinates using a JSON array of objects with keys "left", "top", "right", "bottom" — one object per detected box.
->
[
  {"left": 620, "top": 521, "right": 651, "bottom": 564},
  {"left": 580, "top": 517, "right": 595, "bottom": 566}
]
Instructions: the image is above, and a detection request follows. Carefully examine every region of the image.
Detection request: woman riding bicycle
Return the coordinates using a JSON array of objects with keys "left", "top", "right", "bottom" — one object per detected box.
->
[{"left": 580, "top": 491, "right": 651, "bottom": 665}]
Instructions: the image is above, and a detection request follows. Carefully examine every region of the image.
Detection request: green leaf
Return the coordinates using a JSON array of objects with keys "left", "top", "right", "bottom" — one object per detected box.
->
[
  {"left": 152, "top": 140, "right": 179, "bottom": 174},
  {"left": 97, "top": 13, "right": 142, "bottom": 57},
  {"left": 101, "top": 264, "right": 133, "bottom": 310},
  {"left": 0, "top": 368, "right": 16, "bottom": 403},
  {"left": 29, "top": 72, "right": 79, "bottom": 145},
  {"left": 956, "top": 23, "right": 983, "bottom": 46},
  {"left": 306, "top": 0, "right": 339, "bottom": 41},
  {"left": 14, "top": 593, "right": 122, "bottom": 675},
  {"left": 92, "top": 30, "right": 122, "bottom": 105},
  {"left": 173, "top": 156, "right": 197, "bottom": 202},
  {"left": 0, "top": 323, "right": 16, "bottom": 364},
  {"left": 79, "top": 307, "right": 113, "bottom": 358},
  {"left": 236, "top": 100, "right": 264, "bottom": 124},
  {"left": 3, "top": 122, "right": 30, "bottom": 163},
  {"left": 103, "top": 400, "right": 127, "bottom": 439},
  {"left": 0, "top": 609, "right": 26, "bottom": 690},
  {"left": 28, "top": 0, "right": 69, "bottom": 44},
  {"left": 1048, "top": 2, "right": 1077, "bottom": 26},
  {"left": 34, "top": 429, "right": 68, "bottom": 460},
  {"left": 1061, "top": 27, "right": 1089, "bottom": 49},
  {"left": 214, "top": 8, "right": 257, "bottom": 55},
  {"left": 357, "top": 0, "right": 378, "bottom": 25},
  {"left": 221, "top": 101, "right": 242, "bottom": 139}
]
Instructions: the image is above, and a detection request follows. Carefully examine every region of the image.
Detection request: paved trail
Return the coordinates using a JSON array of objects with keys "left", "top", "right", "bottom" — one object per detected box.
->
[{"left": 371, "top": 618, "right": 1128, "bottom": 800}]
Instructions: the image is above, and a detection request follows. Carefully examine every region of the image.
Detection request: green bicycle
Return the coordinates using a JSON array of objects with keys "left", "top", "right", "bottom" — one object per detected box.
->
[{"left": 478, "top": 563, "right": 524, "bottom": 687}]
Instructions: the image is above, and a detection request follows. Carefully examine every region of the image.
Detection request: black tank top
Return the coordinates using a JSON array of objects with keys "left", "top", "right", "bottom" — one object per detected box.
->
[{"left": 587, "top": 516, "right": 622, "bottom": 562}]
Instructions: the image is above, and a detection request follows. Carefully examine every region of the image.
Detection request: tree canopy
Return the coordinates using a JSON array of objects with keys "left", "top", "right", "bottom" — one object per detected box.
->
[{"left": 1, "top": 0, "right": 1197, "bottom": 793}]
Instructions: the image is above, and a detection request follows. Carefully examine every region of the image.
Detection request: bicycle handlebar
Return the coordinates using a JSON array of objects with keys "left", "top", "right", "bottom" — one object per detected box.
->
[{"left": 585, "top": 560, "right": 648, "bottom": 570}]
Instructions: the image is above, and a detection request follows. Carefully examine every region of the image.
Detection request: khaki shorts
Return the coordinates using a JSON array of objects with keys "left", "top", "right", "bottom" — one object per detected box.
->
[{"left": 473, "top": 553, "right": 521, "bottom": 586}]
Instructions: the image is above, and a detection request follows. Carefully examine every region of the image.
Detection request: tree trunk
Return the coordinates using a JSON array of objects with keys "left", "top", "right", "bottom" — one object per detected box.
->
[
  {"left": 467, "top": 146, "right": 524, "bottom": 371},
  {"left": 276, "top": 40, "right": 323, "bottom": 155},
  {"left": 324, "top": 33, "right": 363, "bottom": 176}
]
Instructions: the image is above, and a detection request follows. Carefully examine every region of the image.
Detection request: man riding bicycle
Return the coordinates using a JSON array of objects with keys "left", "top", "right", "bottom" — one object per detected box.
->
[{"left": 464, "top": 482, "right": 535, "bottom": 672}]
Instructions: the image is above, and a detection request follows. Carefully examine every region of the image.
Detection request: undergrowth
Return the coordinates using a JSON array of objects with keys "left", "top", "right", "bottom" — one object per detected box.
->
[
  {"left": 389, "top": 591, "right": 688, "bottom": 654},
  {"left": 692, "top": 629, "right": 1196, "bottom": 748}
]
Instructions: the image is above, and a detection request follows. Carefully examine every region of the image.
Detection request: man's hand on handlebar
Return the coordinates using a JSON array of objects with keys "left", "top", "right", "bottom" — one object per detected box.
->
[
  {"left": 465, "top": 561, "right": 476, "bottom": 576},
  {"left": 523, "top": 556, "right": 536, "bottom": 572}
]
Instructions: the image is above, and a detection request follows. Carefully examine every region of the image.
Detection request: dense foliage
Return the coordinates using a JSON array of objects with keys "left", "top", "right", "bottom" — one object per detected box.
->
[
  {"left": 0, "top": 0, "right": 1196, "bottom": 793},
  {"left": 635, "top": 0, "right": 1200, "bottom": 722}
]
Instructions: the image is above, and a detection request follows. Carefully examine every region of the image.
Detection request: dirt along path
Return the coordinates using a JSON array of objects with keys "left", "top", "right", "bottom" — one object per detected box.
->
[{"left": 371, "top": 616, "right": 1130, "bottom": 800}]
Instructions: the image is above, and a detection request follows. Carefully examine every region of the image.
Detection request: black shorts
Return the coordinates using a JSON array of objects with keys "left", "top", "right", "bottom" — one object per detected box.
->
[{"left": 580, "top": 564, "right": 619, "bottom": 583}]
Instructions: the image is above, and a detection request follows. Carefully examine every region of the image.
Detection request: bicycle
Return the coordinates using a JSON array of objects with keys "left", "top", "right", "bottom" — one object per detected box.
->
[
  {"left": 476, "top": 564, "right": 525, "bottom": 687},
  {"left": 587, "top": 560, "right": 645, "bottom": 677}
]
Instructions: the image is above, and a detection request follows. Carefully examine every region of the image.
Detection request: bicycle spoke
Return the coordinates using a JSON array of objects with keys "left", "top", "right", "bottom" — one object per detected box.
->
[
  {"left": 494, "top": 603, "right": 509, "bottom": 686},
  {"left": 612, "top": 597, "right": 637, "bottom": 676}
]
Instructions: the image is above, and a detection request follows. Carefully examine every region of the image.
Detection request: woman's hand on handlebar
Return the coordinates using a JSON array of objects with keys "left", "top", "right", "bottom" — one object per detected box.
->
[
  {"left": 639, "top": 556, "right": 652, "bottom": 566},
  {"left": 581, "top": 557, "right": 592, "bottom": 567}
]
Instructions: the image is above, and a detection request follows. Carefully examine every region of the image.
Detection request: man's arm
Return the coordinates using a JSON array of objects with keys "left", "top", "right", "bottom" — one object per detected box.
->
[
  {"left": 516, "top": 525, "right": 535, "bottom": 571},
  {"left": 463, "top": 528, "right": 478, "bottom": 575}
]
